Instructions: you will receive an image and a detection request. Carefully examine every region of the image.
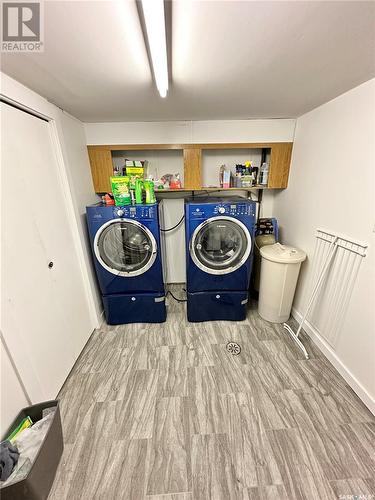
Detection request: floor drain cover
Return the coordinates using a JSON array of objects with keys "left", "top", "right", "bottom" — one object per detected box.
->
[{"left": 226, "top": 342, "right": 241, "bottom": 356}]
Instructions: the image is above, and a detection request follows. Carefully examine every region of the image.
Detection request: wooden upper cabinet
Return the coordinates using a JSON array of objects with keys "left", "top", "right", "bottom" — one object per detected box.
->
[
  {"left": 87, "top": 142, "right": 293, "bottom": 192},
  {"left": 268, "top": 142, "right": 293, "bottom": 188},
  {"left": 87, "top": 146, "right": 113, "bottom": 193},
  {"left": 183, "top": 148, "right": 202, "bottom": 189}
]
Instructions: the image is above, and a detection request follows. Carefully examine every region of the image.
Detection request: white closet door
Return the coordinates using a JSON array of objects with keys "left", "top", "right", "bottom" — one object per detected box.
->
[{"left": 1, "top": 102, "right": 93, "bottom": 402}]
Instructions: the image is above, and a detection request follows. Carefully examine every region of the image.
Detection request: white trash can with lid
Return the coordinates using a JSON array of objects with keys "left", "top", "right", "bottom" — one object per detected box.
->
[{"left": 258, "top": 243, "right": 306, "bottom": 323}]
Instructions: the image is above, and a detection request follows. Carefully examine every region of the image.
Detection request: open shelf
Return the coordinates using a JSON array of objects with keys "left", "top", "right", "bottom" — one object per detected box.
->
[
  {"left": 111, "top": 149, "right": 184, "bottom": 184},
  {"left": 202, "top": 148, "right": 266, "bottom": 188},
  {"left": 201, "top": 186, "right": 270, "bottom": 190},
  {"left": 155, "top": 186, "right": 269, "bottom": 193}
]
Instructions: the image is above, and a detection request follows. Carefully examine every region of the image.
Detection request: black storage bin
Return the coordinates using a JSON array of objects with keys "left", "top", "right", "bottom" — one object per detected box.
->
[{"left": 1, "top": 400, "right": 63, "bottom": 500}]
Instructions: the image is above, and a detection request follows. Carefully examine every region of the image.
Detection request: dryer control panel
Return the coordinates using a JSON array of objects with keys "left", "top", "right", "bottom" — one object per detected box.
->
[
  {"left": 188, "top": 199, "right": 256, "bottom": 219},
  {"left": 112, "top": 204, "right": 157, "bottom": 220},
  {"left": 213, "top": 203, "right": 255, "bottom": 217}
]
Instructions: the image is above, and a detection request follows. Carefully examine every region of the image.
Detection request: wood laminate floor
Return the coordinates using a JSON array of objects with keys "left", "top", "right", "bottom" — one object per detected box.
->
[{"left": 48, "top": 286, "right": 375, "bottom": 500}]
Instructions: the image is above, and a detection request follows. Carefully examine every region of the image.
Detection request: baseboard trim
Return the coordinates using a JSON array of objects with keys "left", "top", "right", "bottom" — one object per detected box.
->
[{"left": 291, "top": 307, "right": 375, "bottom": 416}]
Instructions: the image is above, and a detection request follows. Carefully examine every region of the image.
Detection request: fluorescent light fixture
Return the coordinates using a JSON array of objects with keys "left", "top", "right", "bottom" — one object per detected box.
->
[{"left": 140, "top": 0, "right": 168, "bottom": 98}]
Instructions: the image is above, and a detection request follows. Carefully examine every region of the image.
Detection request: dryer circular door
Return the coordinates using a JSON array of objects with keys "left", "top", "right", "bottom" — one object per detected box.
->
[
  {"left": 94, "top": 219, "right": 157, "bottom": 277},
  {"left": 190, "top": 216, "right": 252, "bottom": 275}
]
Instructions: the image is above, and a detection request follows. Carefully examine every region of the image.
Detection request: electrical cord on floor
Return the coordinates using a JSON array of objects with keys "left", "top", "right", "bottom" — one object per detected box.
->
[
  {"left": 160, "top": 215, "right": 185, "bottom": 232},
  {"left": 166, "top": 290, "right": 187, "bottom": 302}
]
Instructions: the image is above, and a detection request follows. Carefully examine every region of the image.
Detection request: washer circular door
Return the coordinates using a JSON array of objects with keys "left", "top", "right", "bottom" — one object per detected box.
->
[
  {"left": 94, "top": 219, "right": 157, "bottom": 276},
  {"left": 190, "top": 216, "right": 252, "bottom": 275}
]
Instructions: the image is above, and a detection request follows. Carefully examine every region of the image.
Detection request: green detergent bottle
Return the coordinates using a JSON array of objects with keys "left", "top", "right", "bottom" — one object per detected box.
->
[
  {"left": 144, "top": 180, "right": 156, "bottom": 204},
  {"left": 135, "top": 178, "right": 143, "bottom": 204}
]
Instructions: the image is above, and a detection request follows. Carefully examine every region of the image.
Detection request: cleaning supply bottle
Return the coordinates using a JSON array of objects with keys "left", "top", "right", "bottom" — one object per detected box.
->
[
  {"left": 219, "top": 165, "right": 226, "bottom": 187},
  {"left": 251, "top": 166, "right": 259, "bottom": 185},
  {"left": 234, "top": 172, "right": 242, "bottom": 188},
  {"left": 222, "top": 168, "right": 231, "bottom": 188},
  {"left": 259, "top": 162, "right": 269, "bottom": 186},
  {"left": 144, "top": 180, "right": 156, "bottom": 204}
]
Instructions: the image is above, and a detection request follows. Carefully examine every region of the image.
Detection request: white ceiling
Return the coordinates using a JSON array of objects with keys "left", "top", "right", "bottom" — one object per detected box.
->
[{"left": 1, "top": 1, "right": 374, "bottom": 122}]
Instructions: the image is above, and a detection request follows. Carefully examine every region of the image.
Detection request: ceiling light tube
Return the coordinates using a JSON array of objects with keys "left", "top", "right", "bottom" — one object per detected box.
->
[{"left": 141, "top": 0, "right": 168, "bottom": 98}]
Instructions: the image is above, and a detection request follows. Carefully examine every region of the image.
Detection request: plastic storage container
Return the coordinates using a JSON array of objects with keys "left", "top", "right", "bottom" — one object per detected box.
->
[
  {"left": 258, "top": 243, "right": 306, "bottom": 323},
  {"left": 1, "top": 400, "right": 63, "bottom": 500}
]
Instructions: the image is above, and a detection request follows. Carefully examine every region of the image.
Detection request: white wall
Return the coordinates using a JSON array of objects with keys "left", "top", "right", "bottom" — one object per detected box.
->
[
  {"left": 85, "top": 119, "right": 296, "bottom": 145},
  {"left": 85, "top": 119, "right": 295, "bottom": 282},
  {"left": 273, "top": 79, "right": 375, "bottom": 413},
  {"left": 58, "top": 112, "right": 102, "bottom": 319},
  {"left": 0, "top": 339, "right": 29, "bottom": 435}
]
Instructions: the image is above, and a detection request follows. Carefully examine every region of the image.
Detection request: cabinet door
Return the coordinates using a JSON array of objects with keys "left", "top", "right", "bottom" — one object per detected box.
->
[
  {"left": 268, "top": 143, "right": 293, "bottom": 188},
  {"left": 184, "top": 148, "right": 202, "bottom": 189},
  {"left": 1, "top": 102, "right": 93, "bottom": 402},
  {"left": 87, "top": 146, "right": 113, "bottom": 192}
]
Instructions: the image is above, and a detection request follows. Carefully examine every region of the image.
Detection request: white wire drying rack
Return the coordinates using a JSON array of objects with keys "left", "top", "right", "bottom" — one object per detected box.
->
[{"left": 283, "top": 228, "right": 368, "bottom": 359}]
